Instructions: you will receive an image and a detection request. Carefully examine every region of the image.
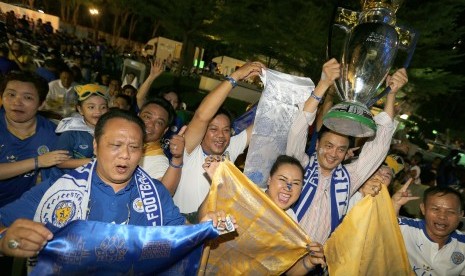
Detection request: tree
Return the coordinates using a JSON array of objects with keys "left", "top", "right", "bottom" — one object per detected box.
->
[{"left": 150, "top": 0, "right": 221, "bottom": 75}]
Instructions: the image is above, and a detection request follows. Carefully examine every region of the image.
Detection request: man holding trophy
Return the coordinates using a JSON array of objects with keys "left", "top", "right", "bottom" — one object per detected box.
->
[
  {"left": 286, "top": 0, "right": 412, "bottom": 245},
  {"left": 287, "top": 59, "right": 407, "bottom": 244}
]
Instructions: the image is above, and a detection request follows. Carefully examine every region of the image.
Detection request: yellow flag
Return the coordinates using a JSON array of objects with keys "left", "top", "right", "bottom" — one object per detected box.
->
[
  {"left": 324, "top": 186, "right": 413, "bottom": 275},
  {"left": 198, "top": 160, "right": 310, "bottom": 275}
]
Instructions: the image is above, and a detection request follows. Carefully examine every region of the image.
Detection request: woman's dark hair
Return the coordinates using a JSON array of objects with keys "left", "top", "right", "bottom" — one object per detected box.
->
[
  {"left": 94, "top": 109, "right": 146, "bottom": 144},
  {"left": 269, "top": 155, "right": 305, "bottom": 179},
  {"left": 0, "top": 71, "right": 49, "bottom": 104}
]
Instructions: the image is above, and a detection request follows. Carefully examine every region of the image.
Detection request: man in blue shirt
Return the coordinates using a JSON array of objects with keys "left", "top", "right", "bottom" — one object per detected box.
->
[{"left": 0, "top": 109, "right": 228, "bottom": 259}]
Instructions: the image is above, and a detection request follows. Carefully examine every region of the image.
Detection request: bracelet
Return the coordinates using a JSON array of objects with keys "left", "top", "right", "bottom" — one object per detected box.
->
[
  {"left": 310, "top": 92, "right": 322, "bottom": 102},
  {"left": 302, "top": 256, "right": 314, "bottom": 271},
  {"left": 34, "top": 156, "right": 39, "bottom": 171},
  {"left": 169, "top": 160, "right": 183, "bottom": 169},
  {"left": 225, "top": 76, "right": 238, "bottom": 88}
]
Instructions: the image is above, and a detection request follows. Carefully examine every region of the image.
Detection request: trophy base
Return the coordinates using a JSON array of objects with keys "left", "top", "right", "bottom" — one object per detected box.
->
[{"left": 323, "top": 101, "right": 377, "bottom": 137}]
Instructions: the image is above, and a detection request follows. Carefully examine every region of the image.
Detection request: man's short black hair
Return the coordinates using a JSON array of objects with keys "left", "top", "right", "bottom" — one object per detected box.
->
[
  {"left": 213, "top": 106, "right": 233, "bottom": 126},
  {"left": 423, "top": 186, "right": 464, "bottom": 211},
  {"left": 115, "top": 94, "right": 133, "bottom": 106},
  {"left": 317, "top": 125, "right": 354, "bottom": 148},
  {"left": 94, "top": 109, "right": 146, "bottom": 144},
  {"left": 0, "top": 71, "right": 49, "bottom": 104},
  {"left": 139, "top": 97, "right": 175, "bottom": 126}
]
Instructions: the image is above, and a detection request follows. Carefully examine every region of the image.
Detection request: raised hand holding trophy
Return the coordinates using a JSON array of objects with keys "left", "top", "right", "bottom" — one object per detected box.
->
[{"left": 323, "top": 0, "right": 418, "bottom": 137}]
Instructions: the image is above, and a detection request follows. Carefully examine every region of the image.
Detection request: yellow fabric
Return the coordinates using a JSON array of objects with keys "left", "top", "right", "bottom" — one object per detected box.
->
[
  {"left": 384, "top": 154, "right": 404, "bottom": 176},
  {"left": 199, "top": 160, "right": 310, "bottom": 275},
  {"left": 324, "top": 186, "right": 413, "bottom": 276},
  {"left": 143, "top": 141, "right": 164, "bottom": 156}
]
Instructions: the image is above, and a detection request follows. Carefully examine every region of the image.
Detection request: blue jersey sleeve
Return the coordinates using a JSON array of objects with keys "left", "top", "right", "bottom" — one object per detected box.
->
[
  {"left": 55, "top": 131, "right": 74, "bottom": 152},
  {"left": 156, "top": 181, "right": 185, "bottom": 226},
  {"left": 0, "top": 179, "right": 53, "bottom": 226}
]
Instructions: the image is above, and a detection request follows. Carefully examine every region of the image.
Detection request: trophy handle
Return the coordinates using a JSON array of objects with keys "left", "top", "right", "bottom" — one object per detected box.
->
[
  {"left": 326, "top": 7, "right": 360, "bottom": 101},
  {"left": 366, "top": 26, "right": 419, "bottom": 107}
]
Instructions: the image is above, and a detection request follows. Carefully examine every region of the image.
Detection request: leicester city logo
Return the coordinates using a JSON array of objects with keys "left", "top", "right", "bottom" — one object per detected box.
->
[
  {"left": 133, "top": 198, "right": 144, "bottom": 213},
  {"left": 452, "top": 252, "right": 465, "bottom": 265},
  {"left": 37, "top": 145, "right": 50, "bottom": 155},
  {"left": 52, "top": 200, "right": 76, "bottom": 228}
]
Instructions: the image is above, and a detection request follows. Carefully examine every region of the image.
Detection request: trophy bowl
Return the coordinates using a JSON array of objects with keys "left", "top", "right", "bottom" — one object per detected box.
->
[{"left": 323, "top": 0, "right": 416, "bottom": 137}]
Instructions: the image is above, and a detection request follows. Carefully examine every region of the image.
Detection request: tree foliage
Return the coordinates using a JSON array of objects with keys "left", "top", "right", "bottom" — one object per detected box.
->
[{"left": 10, "top": 0, "right": 465, "bottom": 134}]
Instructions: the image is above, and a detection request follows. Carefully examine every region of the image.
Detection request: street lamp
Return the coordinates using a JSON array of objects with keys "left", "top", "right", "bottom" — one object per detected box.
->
[
  {"left": 89, "top": 8, "right": 99, "bottom": 16},
  {"left": 89, "top": 8, "right": 100, "bottom": 41}
]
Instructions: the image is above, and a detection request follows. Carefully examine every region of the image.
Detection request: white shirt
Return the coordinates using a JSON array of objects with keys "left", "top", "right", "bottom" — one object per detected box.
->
[
  {"left": 45, "top": 79, "right": 77, "bottom": 117},
  {"left": 399, "top": 217, "right": 465, "bottom": 276},
  {"left": 139, "top": 154, "right": 168, "bottom": 180},
  {"left": 286, "top": 109, "right": 396, "bottom": 244},
  {"left": 173, "top": 131, "right": 248, "bottom": 213}
]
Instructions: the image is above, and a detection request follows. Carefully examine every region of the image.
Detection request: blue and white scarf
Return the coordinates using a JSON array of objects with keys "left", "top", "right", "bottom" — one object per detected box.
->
[
  {"left": 33, "top": 160, "right": 163, "bottom": 227},
  {"left": 292, "top": 153, "right": 350, "bottom": 232}
]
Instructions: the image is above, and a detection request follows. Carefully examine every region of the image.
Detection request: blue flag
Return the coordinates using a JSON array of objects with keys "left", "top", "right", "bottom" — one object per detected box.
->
[{"left": 31, "top": 220, "right": 219, "bottom": 275}]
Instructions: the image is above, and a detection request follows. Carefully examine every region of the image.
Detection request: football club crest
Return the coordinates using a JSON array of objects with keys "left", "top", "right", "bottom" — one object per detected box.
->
[
  {"left": 53, "top": 200, "right": 77, "bottom": 228},
  {"left": 132, "top": 198, "right": 144, "bottom": 213},
  {"left": 39, "top": 189, "right": 85, "bottom": 228},
  {"left": 37, "top": 145, "right": 50, "bottom": 155},
  {"left": 452, "top": 251, "right": 465, "bottom": 265}
]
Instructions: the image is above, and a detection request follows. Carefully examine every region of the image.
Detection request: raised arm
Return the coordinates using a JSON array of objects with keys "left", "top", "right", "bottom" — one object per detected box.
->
[
  {"left": 160, "top": 126, "right": 186, "bottom": 195},
  {"left": 286, "top": 59, "right": 340, "bottom": 165},
  {"left": 384, "top": 68, "right": 408, "bottom": 119},
  {"left": 302, "top": 58, "right": 340, "bottom": 113},
  {"left": 136, "top": 59, "right": 164, "bottom": 109},
  {"left": 346, "top": 68, "right": 408, "bottom": 194},
  {"left": 184, "top": 62, "right": 264, "bottom": 154}
]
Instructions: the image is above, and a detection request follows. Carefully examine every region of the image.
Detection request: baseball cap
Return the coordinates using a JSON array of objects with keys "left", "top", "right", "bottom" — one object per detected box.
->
[{"left": 75, "top": 84, "right": 109, "bottom": 102}]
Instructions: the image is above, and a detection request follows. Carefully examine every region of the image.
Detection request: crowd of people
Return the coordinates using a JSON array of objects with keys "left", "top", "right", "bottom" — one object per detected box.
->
[{"left": 0, "top": 9, "right": 464, "bottom": 276}]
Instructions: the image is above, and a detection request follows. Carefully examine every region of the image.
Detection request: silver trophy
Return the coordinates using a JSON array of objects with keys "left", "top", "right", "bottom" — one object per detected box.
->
[{"left": 323, "top": 0, "right": 418, "bottom": 137}]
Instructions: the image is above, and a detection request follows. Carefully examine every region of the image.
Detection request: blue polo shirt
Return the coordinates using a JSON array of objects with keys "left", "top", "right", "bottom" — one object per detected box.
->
[
  {"left": 47, "top": 130, "right": 94, "bottom": 181},
  {"left": 0, "top": 108, "right": 58, "bottom": 207},
  {"left": 0, "top": 165, "right": 185, "bottom": 227}
]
